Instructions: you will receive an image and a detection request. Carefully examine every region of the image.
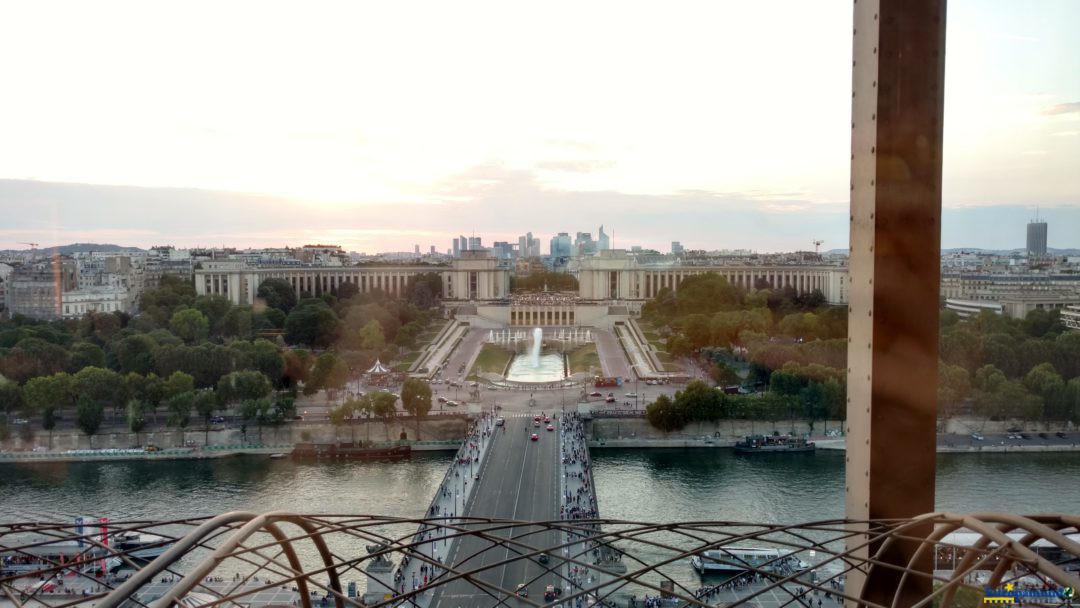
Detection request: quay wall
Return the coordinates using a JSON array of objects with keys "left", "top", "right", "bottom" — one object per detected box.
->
[{"left": 0, "top": 417, "right": 471, "bottom": 453}]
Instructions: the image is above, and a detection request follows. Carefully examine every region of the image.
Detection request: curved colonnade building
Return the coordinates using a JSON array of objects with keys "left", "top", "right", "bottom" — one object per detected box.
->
[{"left": 195, "top": 250, "right": 849, "bottom": 322}]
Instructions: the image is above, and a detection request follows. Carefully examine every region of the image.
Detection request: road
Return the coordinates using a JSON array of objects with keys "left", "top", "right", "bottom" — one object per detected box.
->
[
  {"left": 430, "top": 415, "right": 562, "bottom": 607},
  {"left": 592, "top": 329, "right": 631, "bottom": 380}
]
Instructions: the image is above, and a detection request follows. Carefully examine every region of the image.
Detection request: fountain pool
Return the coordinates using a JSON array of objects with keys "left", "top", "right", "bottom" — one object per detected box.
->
[{"left": 505, "top": 352, "right": 566, "bottom": 383}]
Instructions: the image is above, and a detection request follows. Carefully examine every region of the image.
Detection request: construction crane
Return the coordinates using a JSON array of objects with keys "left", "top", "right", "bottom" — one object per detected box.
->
[
  {"left": 812, "top": 239, "right": 824, "bottom": 254},
  {"left": 19, "top": 242, "right": 39, "bottom": 249}
]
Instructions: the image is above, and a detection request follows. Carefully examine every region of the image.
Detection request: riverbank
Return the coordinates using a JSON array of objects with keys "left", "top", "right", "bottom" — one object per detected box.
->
[
  {"left": 0, "top": 439, "right": 464, "bottom": 465},
  {"left": 586, "top": 436, "right": 1080, "bottom": 453}
]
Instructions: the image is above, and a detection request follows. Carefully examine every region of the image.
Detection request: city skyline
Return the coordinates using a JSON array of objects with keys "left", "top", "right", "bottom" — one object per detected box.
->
[
  {"left": 1, "top": 178, "right": 1078, "bottom": 254},
  {"left": 1, "top": 0, "right": 1077, "bottom": 253}
]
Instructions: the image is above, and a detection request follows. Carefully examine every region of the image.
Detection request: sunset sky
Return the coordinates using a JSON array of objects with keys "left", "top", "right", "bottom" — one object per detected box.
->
[{"left": 1, "top": 0, "right": 1077, "bottom": 253}]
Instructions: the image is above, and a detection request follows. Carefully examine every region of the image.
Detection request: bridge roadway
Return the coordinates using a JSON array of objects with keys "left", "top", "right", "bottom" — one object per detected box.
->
[{"left": 430, "top": 415, "right": 562, "bottom": 607}]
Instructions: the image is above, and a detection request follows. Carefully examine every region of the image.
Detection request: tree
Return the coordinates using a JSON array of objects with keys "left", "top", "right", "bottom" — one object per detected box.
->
[
  {"left": 220, "top": 306, "right": 255, "bottom": 340},
  {"left": 76, "top": 394, "right": 104, "bottom": 447},
  {"left": 239, "top": 398, "right": 271, "bottom": 443},
  {"left": 257, "top": 278, "right": 298, "bottom": 314},
  {"left": 217, "top": 370, "right": 273, "bottom": 405},
  {"left": 646, "top": 394, "right": 687, "bottom": 432},
  {"left": 113, "top": 334, "right": 158, "bottom": 375},
  {"left": 74, "top": 367, "right": 122, "bottom": 416},
  {"left": 336, "top": 281, "right": 359, "bottom": 300},
  {"left": 127, "top": 399, "right": 150, "bottom": 445},
  {"left": 309, "top": 352, "right": 350, "bottom": 396},
  {"left": 709, "top": 362, "right": 740, "bottom": 387},
  {"left": 67, "top": 342, "right": 107, "bottom": 373},
  {"left": 194, "top": 295, "right": 234, "bottom": 336},
  {"left": 0, "top": 379, "right": 23, "bottom": 421},
  {"left": 167, "top": 391, "right": 195, "bottom": 430},
  {"left": 283, "top": 349, "right": 314, "bottom": 388},
  {"left": 169, "top": 308, "right": 210, "bottom": 343},
  {"left": 163, "top": 370, "right": 196, "bottom": 401},
  {"left": 938, "top": 363, "right": 971, "bottom": 419},
  {"left": 673, "top": 380, "right": 724, "bottom": 422},
  {"left": 194, "top": 390, "right": 218, "bottom": 445},
  {"left": 358, "top": 320, "right": 386, "bottom": 352},
  {"left": 401, "top": 378, "right": 433, "bottom": 439},
  {"left": 367, "top": 391, "right": 397, "bottom": 420},
  {"left": 974, "top": 364, "right": 1007, "bottom": 393},
  {"left": 284, "top": 301, "right": 340, "bottom": 347}
]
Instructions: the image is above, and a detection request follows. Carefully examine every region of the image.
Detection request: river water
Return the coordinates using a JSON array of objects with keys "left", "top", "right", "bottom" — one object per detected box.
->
[
  {"left": 1, "top": 449, "right": 1077, "bottom": 595},
  {"left": 1, "top": 449, "right": 1077, "bottom": 526}
]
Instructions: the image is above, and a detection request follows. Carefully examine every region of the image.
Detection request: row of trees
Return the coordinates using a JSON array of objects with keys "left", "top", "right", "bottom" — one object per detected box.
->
[
  {"left": 645, "top": 379, "right": 845, "bottom": 433},
  {"left": 0, "top": 273, "right": 440, "bottom": 393},
  {"left": 639, "top": 272, "right": 1080, "bottom": 429}
]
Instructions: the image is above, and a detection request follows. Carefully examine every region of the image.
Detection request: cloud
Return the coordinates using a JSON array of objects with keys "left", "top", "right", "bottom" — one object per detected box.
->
[
  {"left": 1041, "top": 102, "right": 1080, "bottom": 116},
  {"left": 535, "top": 160, "right": 616, "bottom": 173}
]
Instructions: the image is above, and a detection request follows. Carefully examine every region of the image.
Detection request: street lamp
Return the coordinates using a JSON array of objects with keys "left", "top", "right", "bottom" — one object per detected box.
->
[{"left": 629, "top": 363, "right": 651, "bottom": 410}]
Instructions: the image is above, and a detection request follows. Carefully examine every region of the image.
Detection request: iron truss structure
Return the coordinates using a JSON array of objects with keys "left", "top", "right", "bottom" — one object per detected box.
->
[{"left": 1, "top": 513, "right": 1078, "bottom": 607}]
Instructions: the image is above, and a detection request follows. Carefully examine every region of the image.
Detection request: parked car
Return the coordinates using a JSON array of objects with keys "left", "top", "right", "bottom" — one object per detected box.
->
[{"left": 970, "top": 433, "right": 984, "bottom": 441}]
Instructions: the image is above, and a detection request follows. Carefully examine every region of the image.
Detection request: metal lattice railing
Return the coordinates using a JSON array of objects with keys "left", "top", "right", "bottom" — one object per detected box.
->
[{"left": 1, "top": 513, "right": 1077, "bottom": 607}]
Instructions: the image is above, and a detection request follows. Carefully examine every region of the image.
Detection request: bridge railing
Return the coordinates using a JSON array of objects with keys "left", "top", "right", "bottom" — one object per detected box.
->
[{"left": 2, "top": 513, "right": 1077, "bottom": 608}]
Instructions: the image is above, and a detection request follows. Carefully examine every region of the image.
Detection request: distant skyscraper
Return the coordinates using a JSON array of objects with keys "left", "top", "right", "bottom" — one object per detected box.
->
[
  {"left": 468, "top": 236, "right": 482, "bottom": 251},
  {"left": 1027, "top": 220, "right": 1048, "bottom": 256},
  {"left": 671, "top": 241, "right": 684, "bottom": 255},
  {"left": 414, "top": 244, "right": 420, "bottom": 255},
  {"left": 430, "top": 245, "right": 436, "bottom": 255},
  {"left": 597, "top": 225, "right": 610, "bottom": 251},
  {"left": 459, "top": 236, "right": 468, "bottom": 253},
  {"left": 574, "top": 232, "right": 595, "bottom": 256},
  {"left": 452, "top": 239, "right": 460, "bottom": 258},
  {"left": 550, "top": 232, "right": 572, "bottom": 258}
]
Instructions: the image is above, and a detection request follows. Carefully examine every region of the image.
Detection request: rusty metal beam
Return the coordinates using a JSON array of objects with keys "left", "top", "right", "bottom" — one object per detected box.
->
[{"left": 845, "top": 0, "right": 946, "bottom": 603}]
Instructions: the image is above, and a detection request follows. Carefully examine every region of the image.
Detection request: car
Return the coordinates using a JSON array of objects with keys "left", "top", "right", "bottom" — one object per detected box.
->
[
  {"left": 437, "top": 397, "right": 447, "bottom": 403},
  {"left": 469, "top": 381, "right": 479, "bottom": 387},
  {"left": 1007, "top": 426, "right": 1022, "bottom": 433},
  {"left": 1038, "top": 432, "right": 1048, "bottom": 439},
  {"left": 1056, "top": 432, "right": 1067, "bottom": 439},
  {"left": 530, "top": 433, "right": 538, "bottom": 441},
  {"left": 144, "top": 445, "right": 160, "bottom": 452},
  {"left": 534, "top": 420, "right": 541, "bottom": 427},
  {"left": 446, "top": 400, "right": 458, "bottom": 407},
  {"left": 544, "top": 584, "right": 561, "bottom": 601},
  {"left": 538, "top": 553, "right": 550, "bottom": 565},
  {"left": 589, "top": 391, "right": 602, "bottom": 397},
  {"left": 516, "top": 584, "right": 528, "bottom": 597},
  {"left": 1020, "top": 433, "right": 1031, "bottom": 440},
  {"left": 543, "top": 416, "right": 549, "bottom": 422},
  {"left": 605, "top": 396, "right": 616, "bottom": 403},
  {"left": 546, "top": 424, "right": 554, "bottom": 431},
  {"left": 624, "top": 392, "right": 638, "bottom": 398},
  {"left": 10, "top": 417, "right": 29, "bottom": 425},
  {"left": 971, "top": 433, "right": 984, "bottom": 441},
  {"left": 210, "top": 416, "right": 226, "bottom": 424},
  {"left": 495, "top": 417, "right": 505, "bottom": 426}
]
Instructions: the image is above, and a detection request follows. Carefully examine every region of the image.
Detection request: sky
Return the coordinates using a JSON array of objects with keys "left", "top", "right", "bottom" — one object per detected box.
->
[{"left": 0, "top": 0, "right": 1077, "bottom": 254}]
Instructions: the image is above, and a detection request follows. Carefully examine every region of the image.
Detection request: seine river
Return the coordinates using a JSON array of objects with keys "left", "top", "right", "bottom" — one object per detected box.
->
[{"left": 2, "top": 449, "right": 1077, "bottom": 524}]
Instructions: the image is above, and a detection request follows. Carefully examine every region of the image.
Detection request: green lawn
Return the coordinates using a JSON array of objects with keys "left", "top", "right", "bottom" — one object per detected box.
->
[
  {"left": 471, "top": 344, "right": 514, "bottom": 375},
  {"left": 567, "top": 344, "right": 600, "bottom": 375}
]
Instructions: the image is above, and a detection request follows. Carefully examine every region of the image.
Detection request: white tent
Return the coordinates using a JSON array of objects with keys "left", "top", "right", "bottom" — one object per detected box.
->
[{"left": 366, "top": 360, "right": 391, "bottom": 374}]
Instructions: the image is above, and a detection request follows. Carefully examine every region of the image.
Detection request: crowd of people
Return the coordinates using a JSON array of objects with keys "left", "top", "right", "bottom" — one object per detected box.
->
[{"left": 388, "top": 411, "right": 496, "bottom": 602}]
